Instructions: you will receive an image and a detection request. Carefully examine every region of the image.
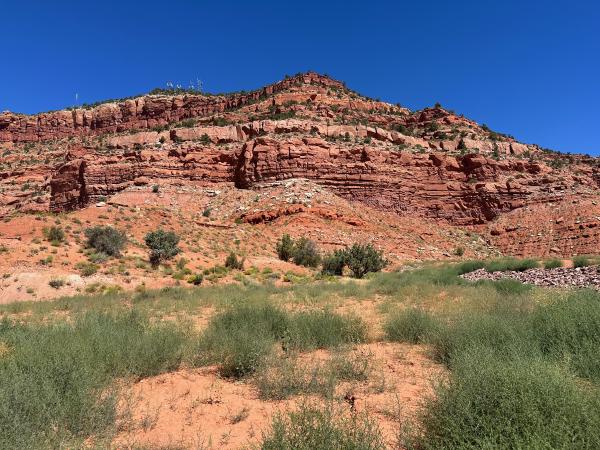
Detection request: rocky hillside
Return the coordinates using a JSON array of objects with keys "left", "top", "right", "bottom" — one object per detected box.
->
[{"left": 1, "top": 72, "right": 599, "bottom": 257}]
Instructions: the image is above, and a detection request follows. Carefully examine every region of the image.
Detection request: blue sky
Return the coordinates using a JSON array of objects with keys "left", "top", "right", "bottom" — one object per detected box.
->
[{"left": 2, "top": 0, "right": 599, "bottom": 154}]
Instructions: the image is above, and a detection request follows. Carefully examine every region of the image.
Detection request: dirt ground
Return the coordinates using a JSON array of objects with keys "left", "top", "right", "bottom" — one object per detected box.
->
[
  {"left": 114, "top": 343, "right": 444, "bottom": 449},
  {"left": 0, "top": 180, "right": 495, "bottom": 304}
]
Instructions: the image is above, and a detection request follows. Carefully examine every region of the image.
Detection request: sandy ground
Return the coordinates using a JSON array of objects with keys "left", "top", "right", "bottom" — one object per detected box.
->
[{"left": 114, "top": 343, "right": 444, "bottom": 449}]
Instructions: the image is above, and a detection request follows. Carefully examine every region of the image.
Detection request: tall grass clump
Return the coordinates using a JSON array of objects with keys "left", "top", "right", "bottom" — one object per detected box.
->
[
  {"left": 484, "top": 258, "right": 539, "bottom": 272},
  {"left": 428, "top": 311, "right": 535, "bottom": 366},
  {"left": 409, "top": 351, "right": 600, "bottom": 449},
  {"left": 384, "top": 309, "right": 439, "bottom": 344},
  {"left": 262, "top": 404, "right": 386, "bottom": 450},
  {"left": 199, "top": 304, "right": 367, "bottom": 378},
  {"left": 573, "top": 255, "right": 591, "bottom": 268},
  {"left": 285, "top": 310, "right": 367, "bottom": 351},
  {"left": 530, "top": 289, "right": 600, "bottom": 381},
  {"left": 199, "top": 303, "right": 288, "bottom": 378},
  {"left": 544, "top": 258, "right": 563, "bottom": 269},
  {"left": 0, "top": 311, "right": 188, "bottom": 449}
]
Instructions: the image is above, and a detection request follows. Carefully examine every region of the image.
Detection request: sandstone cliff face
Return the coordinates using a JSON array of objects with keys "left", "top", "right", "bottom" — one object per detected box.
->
[
  {"left": 0, "top": 73, "right": 344, "bottom": 142},
  {"left": 2, "top": 72, "right": 599, "bottom": 257}
]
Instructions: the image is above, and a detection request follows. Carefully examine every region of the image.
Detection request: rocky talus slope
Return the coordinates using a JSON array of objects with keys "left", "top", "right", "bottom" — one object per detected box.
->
[{"left": 1, "top": 72, "right": 598, "bottom": 257}]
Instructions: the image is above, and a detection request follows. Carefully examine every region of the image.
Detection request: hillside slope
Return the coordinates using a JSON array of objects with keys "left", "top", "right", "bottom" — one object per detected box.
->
[{"left": 1, "top": 72, "right": 599, "bottom": 257}]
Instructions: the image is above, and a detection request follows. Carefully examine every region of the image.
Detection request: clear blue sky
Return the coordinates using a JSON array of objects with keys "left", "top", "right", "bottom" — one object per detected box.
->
[{"left": 2, "top": 0, "right": 599, "bottom": 154}]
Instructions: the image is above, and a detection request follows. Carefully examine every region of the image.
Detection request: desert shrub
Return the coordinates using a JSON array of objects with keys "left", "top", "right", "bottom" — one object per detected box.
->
[
  {"left": 344, "top": 243, "right": 387, "bottom": 278},
  {"left": 76, "top": 262, "right": 98, "bottom": 277},
  {"left": 530, "top": 290, "right": 600, "bottom": 381},
  {"left": 152, "top": 184, "right": 159, "bottom": 193},
  {"left": 202, "top": 207, "right": 211, "bottom": 217},
  {"left": 48, "top": 278, "right": 65, "bottom": 289},
  {"left": 224, "top": 252, "right": 244, "bottom": 270},
  {"left": 144, "top": 229, "right": 181, "bottom": 266},
  {"left": 428, "top": 311, "right": 534, "bottom": 367},
  {"left": 573, "top": 255, "right": 591, "bottom": 268},
  {"left": 199, "top": 303, "right": 289, "bottom": 378},
  {"left": 88, "top": 252, "right": 109, "bottom": 263},
  {"left": 84, "top": 226, "right": 126, "bottom": 257},
  {"left": 544, "top": 259, "right": 563, "bottom": 269},
  {"left": 321, "top": 249, "right": 346, "bottom": 276},
  {"left": 276, "top": 234, "right": 295, "bottom": 261},
  {"left": 384, "top": 308, "right": 439, "bottom": 344},
  {"left": 262, "top": 404, "right": 385, "bottom": 450},
  {"left": 292, "top": 237, "right": 321, "bottom": 268},
  {"left": 0, "top": 312, "right": 187, "bottom": 449},
  {"left": 44, "top": 225, "right": 65, "bottom": 244},
  {"left": 411, "top": 351, "right": 600, "bottom": 449},
  {"left": 255, "top": 350, "right": 371, "bottom": 401},
  {"left": 187, "top": 273, "right": 204, "bottom": 285},
  {"left": 285, "top": 310, "right": 367, "bottom": 351},
  {"left": 453, "top": 246, "right": 465, "bottom": 257}
]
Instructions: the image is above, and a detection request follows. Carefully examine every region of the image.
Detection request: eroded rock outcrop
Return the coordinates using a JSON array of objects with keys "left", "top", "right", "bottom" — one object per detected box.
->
[{"left": 2, "top": 72, "right": 599, "bottom": 257}]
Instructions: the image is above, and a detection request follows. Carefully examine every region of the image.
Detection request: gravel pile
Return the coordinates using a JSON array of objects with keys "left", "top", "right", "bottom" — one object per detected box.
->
[{"left": 461, "top": 266, "right": 600, "bottom": 288}]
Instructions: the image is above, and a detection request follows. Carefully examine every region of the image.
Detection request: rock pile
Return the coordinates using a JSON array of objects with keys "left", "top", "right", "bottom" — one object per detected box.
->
[{"left": 462, "top": 266, "right": 600, "bottom": 288}]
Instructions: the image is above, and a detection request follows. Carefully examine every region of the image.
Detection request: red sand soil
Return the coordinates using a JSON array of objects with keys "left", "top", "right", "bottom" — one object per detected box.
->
[{"left": 114, "top": 343, "right": 445, "bottom": 449}]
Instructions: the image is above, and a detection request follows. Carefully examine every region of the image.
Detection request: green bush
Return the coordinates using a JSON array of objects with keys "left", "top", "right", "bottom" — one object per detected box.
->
[
  {"left": 411, "top": 351, "right": 600, "bottom": 449},
  {"left": 344, "top": 243, "right": 387, "bottom": 278},
  {"left": 224, "top": 251, "right": 244, "bottom": 270},
  {"left": 144, "top": 229, "right": 181, "bottom": 266},
  {"left": 0, "top": 312, "right": 187, "bottom": 449},
  {"left": 573, "top": 256, "right": 591, "bottom": 268},
  {"left": 199, "top": 303, "right": 289, "bottom": 378},
  {"left": 531, "top": 290, "right": 600, "bottom": 381},
  {"left": 321, "top": 249, "right": 346, "bottom": 276},
  {"left": 292, "top": 237, "right": 321, "bottom": 268},
  {"left": 544, "top": 259, "right": 563, "bottom": 269},
  {"left": 44, "top": 225, "right": 65, "bottom": 244},
  {"left": 384, "top": 309, "right": 439, "bottom": 344},
  {"left": 285, "top": 310, "right": 367, "bottom": 351},
  {"left": 48, "top": 278, "right": 65, "bottom": 289},
  {"left": 84, "top": 226, "right": 126, "bottom": 257},
  {"left": 276, "top": 234, "right": 295, "bottom": 261},
  {"left": 152, "top": 184, "right": 159, "bottom": 193},
  {"left": 262, "top": 404, "right": 385, "bottom": 450},
  {"left": 76, "top": 262, "right": 98, "bottom": 277},
  {"left": 187, "top": 273, "right": 204, "bottom": 285}
]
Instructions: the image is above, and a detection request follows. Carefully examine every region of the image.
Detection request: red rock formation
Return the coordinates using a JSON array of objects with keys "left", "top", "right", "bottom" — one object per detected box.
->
[
  {"left": 2, "top": 72, "right": 598, "bottom": 257},
  {"left": 0, "top": 73, "right": 344, "bottom": 142}
]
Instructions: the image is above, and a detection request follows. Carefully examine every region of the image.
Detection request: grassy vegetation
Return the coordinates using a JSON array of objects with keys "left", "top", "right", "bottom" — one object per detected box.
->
[
  {"left": 0, "top": 312, "right": 188, "bottom": 448},
  {"left": 2, "top": 260, "right": 600, "bottom": 448},
  {"left": 262, "top": 403, "right": 386, "bottom": 450}
]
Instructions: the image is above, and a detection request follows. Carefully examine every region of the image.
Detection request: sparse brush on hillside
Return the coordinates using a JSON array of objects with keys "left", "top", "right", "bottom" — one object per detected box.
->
[
  {"left": 292, "top": 237, "right": 321, "bottom": 268},
  {"left": 84, "top": 225, "right": 127, "bottom": 257},
  {"left": 276, "top": 234, "right": 295, "bottom": 262},
  {"left": 224, "top": 251, "right": 244, "bottom": 270},
  {"left": 144, "top": 229, "right": 181, "bottom": 266},
  {"left": 344, "top": 243, "right": 388, "bottom": 278},
  {"left": 43, "top": 225, "right": 65, "bottom": 245},
  {"left": 321, "top": 249, "right": 347, "bottom": 276}
]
